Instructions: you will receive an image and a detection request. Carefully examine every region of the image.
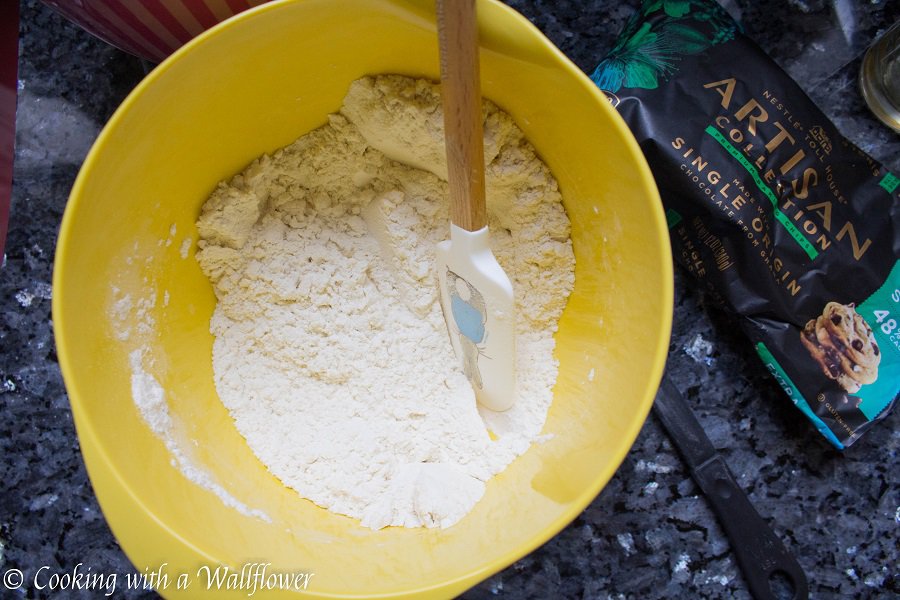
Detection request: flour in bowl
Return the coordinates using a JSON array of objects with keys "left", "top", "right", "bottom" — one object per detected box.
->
[{"left": 195, "top": 75, "right": 575, "bottom": 529}]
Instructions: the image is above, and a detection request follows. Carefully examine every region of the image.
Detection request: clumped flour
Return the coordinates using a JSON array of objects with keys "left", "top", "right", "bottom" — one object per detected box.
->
[{"left": 194, "top": 75, "right": 575, "bottom": 529}]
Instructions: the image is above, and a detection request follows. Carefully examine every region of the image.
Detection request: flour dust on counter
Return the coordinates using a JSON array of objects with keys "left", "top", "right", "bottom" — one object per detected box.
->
[{"left": 194, "top": 75, "right": 576, "bottom": 530}]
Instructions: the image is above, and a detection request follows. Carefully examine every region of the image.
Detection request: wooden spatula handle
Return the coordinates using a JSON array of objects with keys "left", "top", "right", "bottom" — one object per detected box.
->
[{"left": 437, "top": 0, "right": 487, "bottom": 232}]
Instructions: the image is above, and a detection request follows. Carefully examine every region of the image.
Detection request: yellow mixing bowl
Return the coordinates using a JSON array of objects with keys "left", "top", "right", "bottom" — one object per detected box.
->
[{"left": 53, "top": 0, "right": 673, "bottom": 597}]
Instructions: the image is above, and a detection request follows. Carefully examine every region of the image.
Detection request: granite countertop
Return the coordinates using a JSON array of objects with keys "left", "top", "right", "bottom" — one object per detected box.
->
[{"left": 1, "top": 0, "right": 898, "bottom": 598}]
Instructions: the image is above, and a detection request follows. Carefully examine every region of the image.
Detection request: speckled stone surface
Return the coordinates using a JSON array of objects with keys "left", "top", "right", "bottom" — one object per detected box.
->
[{"left": 1, "top": 1, "right": 897, "bottom": 598}]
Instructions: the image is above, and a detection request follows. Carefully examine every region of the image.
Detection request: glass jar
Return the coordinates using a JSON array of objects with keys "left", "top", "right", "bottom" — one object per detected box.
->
[{"left": 860, "top": 21, "right": 900, "bottom": 132}]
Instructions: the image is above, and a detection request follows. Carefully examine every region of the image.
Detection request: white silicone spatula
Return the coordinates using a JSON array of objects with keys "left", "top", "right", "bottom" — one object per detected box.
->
[{"left": 435, "top": 0, "right": 516, "bottom": 412}]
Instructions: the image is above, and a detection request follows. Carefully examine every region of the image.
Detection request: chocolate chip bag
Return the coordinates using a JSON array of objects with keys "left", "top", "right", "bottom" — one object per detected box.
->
[{"left": 591, "top": 0, "right": 899, "bottom": 448}]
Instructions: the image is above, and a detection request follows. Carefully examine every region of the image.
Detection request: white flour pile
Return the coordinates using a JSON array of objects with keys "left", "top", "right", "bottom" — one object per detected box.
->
[{"left": 195, "top": 75, "right": 575, "bottom": 529}]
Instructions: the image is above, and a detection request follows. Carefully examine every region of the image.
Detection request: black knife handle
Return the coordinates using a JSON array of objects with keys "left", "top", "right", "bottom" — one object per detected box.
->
[
  {"left": 653, "top": 375, "right": 809, "bottom": 600},
  {"left": 692, "top": 454, "right": 809, "bottom": 600}
]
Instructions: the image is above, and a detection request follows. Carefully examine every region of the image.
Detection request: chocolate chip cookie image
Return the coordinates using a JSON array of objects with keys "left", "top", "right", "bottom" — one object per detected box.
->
[{"left": 800, "top": 302, "right": 881, "bottom": 393}]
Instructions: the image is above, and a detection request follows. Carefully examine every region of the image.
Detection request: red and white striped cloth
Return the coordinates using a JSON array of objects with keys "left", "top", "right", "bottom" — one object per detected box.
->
[
  {"left": 43, "top": 0, "right": 273, "bottom": 62},
  {"left": 0, "top": 0, "right": 16, "bottom": 259}
]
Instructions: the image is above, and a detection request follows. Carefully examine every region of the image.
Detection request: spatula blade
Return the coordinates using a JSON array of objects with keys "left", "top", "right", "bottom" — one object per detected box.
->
[{"left": 436, "top": 224, "right": 515, "bottom": 411}]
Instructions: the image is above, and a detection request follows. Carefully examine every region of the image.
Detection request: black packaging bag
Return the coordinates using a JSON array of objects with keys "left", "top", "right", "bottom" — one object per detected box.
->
[{"left": 592, "top": 0, "right": 900, "bottom": 448}]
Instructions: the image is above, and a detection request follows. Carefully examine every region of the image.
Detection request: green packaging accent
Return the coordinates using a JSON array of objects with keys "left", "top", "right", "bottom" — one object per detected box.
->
[
  {"left": 854, "top": 260, "right": 900, "bottom": 420},
  {"left": 879, "top": 172, "right": 899, "bottom": 194},
  {"left": 666, "top": 208, "right": 682, "bottom": 229},
  {"left": 705, "top": 125, "right": 819, "bottom": 260},
  {"left": 755, "top": 342, "right": 843, "bottom": 449}
]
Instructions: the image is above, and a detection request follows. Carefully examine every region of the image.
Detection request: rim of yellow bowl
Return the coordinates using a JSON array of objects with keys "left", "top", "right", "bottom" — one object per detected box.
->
[{"left": 52, "top": 0, "right": 673, "bottom": 596}]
